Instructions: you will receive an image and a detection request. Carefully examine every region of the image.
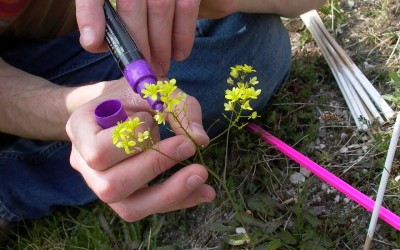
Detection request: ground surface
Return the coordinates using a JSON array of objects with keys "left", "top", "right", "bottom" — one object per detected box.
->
[{"left": 1, "top": 1, "right": 400, "bottom": 249}]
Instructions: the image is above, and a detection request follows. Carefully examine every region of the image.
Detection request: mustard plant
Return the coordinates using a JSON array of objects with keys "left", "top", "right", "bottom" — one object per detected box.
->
[
  {"left": 112, "top": 64, "right": 261, "bottom": 154},
  {"left": 224, "top": 64, "right": 261, "bottom": 127},
  {"left": 112, "top": 64, "right": 262, "bottom": 246}
]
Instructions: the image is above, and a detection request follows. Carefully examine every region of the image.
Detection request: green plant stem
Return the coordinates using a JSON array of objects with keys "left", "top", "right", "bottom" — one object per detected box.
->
[{"left": 195, "top": 147, "right": 255, "bottom": 248}]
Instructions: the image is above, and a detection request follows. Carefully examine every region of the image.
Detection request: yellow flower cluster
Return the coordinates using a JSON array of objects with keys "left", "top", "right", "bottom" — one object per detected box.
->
[
  {"left": 224, "top": 64, "right": 261, "bottom": 121},
  {"left": 112, "top": 79, "right": 186, "bottom": 154},
  {"left": 112, "top": 117, "right": 150, "bottom": 154},
  {"left": 113, "top": 65, "right": 262, "bottom": 154},
  {"left": 142, "top": 79, "right": 186, "bottom": 125}
]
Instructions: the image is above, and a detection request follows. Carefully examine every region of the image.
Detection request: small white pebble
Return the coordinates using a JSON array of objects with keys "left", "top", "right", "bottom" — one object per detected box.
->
[
  {"left": 235, "top": 227, "right": 246, "bottom": 234},
  {"left": 300, "top": 168, "right": 311, "bottom": 178},
  {"left": 334, "top": 195, "right": 341, "bottom": 203},
  {"left": 290, "top": 172, "right": 306, "bottom": 184},
  {"left": 395, "top": 176, "right": 400, "bottom": 182},
  {"left": 321, "top": 183, "right": 328, "bottom": 191},
  {"left": 344, "top": 197, "right": 350, "bottom": 203},
  {"left": 364, "top": 61, "right": 375, "bottom": 69},
  {"left": 340, "top": 132, "right": 349, "bottom": 141},
  {"left": 339, "top": 146, "right": 348, "bottom": 154},
  {"left": 319, "top": 144, "right": 326, "bottom": 149}
]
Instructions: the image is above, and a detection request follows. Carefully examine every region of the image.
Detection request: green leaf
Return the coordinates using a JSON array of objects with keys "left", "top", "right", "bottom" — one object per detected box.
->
[
  {"left": 247, "top": 194, "right": 277, "bottom": 216},
  {"left": 265, "top": 239, "right": 282, "bottom": 250},
  {"left": 299, "top": 240, "right": 327, "bottom": 250},
  {"left": 156, "top": 246, "right": 177, "bottom": 250},
  {"left": 303, "top": 211, "right": 320, "bottom": 227},
  {"left": 389, "top": 71, "right": 400, "bottom": 83},
  {"left": 224, "top": 233, "right": 251, "bottom": 246},
  {"left": 207, "top": 222, "right": 234, "bottom": 232},
  {"left": 239, "top": 213, "right": 268, "bottom": 228},
  {"left": 278, "top": 230, "right": 297, "bottom": 245},
  {"left": 302, "top": 229, "right": 316, "bottom": 241},
  {"left": 264, "top": 220, "right": 283, "bottom": 234}
]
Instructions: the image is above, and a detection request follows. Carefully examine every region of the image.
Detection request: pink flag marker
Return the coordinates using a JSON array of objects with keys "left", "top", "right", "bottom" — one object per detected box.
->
[{"left": 247, "top": 122, "right": 400, "bottom": 231}]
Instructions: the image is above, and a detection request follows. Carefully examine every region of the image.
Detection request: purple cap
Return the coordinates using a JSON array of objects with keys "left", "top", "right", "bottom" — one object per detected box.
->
[
  {"left": 94, "top": 99, "right": 128, "bottom": 129},
  {"left": 123, "top": 59, "right": 164, "bottom": 111}
]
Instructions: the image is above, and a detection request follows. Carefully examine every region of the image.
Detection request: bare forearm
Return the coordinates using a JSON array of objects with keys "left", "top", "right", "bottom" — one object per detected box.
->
[
  {"left": 237, "top": 0, "right": 327, "bottom": 18},
  {"left": 0, "top": 59, "right": 103, "bottom": 141}
]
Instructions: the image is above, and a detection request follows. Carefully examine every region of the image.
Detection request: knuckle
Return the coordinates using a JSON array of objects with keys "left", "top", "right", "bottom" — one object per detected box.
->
[
  {"left": 69, "top": 153, "right": 78, "bottom": 171},
  {"left": 150, "top": 153, "right": 168, "bottom": 177},
  {"left": 116, "top": 206, "right": 143, "bottom": 222},
  {"left": 81, "top": 145, "right": 107, "bottom": 170},
  {"left": 185, "top": 94, "right": 198, "bottom": 106},
  {"left": 161, "top": 191, "right": 178, "bottom": 206},
  {"left": 96, "top": 181, "right": 118, "bottom": 204}
]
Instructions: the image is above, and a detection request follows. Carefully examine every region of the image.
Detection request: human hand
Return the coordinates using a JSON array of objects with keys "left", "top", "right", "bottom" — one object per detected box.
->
[
  {"left": 66, "top": 78, "right": 215, "bottom": 221},
  {"left": 75, "top": 0, "right": 238, "bottom": 77}
]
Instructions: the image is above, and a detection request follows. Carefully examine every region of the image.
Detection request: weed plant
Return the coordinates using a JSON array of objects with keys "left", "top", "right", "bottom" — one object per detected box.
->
[{"left": 2, "top": 0, "right": 400, "bottom": 249}]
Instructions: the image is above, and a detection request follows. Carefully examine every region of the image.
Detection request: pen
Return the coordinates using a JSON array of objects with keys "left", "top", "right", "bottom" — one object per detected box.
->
[{"left": 103, "top": 0, "right": 163, "bottom": 111}]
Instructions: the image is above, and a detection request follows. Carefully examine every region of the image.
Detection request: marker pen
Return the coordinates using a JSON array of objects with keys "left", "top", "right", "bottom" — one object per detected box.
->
[{"left": 103, "top": 0, "right": 163, "bottom": 111}]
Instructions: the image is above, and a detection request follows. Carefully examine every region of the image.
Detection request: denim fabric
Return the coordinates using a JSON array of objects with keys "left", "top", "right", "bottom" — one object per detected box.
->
[{"left": 0, "top": 13, "right": 291, "bottom": 221}]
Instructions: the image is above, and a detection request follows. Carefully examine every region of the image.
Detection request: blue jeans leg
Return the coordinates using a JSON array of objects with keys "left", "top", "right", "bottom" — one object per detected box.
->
[
  {"left": 0, "top": 32, "right": 121, "bottom": 222},
  {"left": 0, "top": 13, "right": 291, "bottom": 221},
  {"left": 166, "top": 13, "right": 291, "bottom": 136}
]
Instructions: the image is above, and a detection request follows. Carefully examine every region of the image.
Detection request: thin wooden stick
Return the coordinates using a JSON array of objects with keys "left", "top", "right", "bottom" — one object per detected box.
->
[
  {"left": 306, "top": 10, "right": 395, "bottom": 121},
  {"left": 247, "top": 123, "right": 400, "bottom": 231},
  {"left": 309, "top": 17, "right": 384, "bottom": 124},
  {"left": 301, "top": 10, "right": 394, "bottom": 124},
  {"left": 302, "top": 12, "right": 369, "bottom": 129},
  {"left": 364, "top": 113, "right": 400, "bottom": 249}
]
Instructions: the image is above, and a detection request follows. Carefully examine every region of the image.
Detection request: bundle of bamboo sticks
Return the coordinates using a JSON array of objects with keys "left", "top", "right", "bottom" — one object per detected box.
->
[
  {"left": 300, "top": 10, "right": 395, "bottom": 130},
  {"left": 300, "top": 10, "right": 400, "bottom": 247}
]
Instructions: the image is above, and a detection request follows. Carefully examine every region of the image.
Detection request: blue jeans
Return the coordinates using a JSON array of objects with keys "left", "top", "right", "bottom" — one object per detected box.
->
[{"left": 0, "top": 13, "right": 291, "bottom": 222}]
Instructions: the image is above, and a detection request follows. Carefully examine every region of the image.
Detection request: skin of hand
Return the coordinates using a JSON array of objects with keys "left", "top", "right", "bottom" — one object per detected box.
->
[
  {"left": 66, "top": 78, "right": 216, "bottom": 222},
  {"left": 75, "top": 0, "right": 239, "bottom": 78},
  {"left": 75, "top": 0, "right": 326, "bottom": 78}
]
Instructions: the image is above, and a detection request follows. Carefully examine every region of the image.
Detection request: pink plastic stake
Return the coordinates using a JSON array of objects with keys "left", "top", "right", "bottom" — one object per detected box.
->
[{"left": 247, "top": 123, "right": 400, "bottom": 231}]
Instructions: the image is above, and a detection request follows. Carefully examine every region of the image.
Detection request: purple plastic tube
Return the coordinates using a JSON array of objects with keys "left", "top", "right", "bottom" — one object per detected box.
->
[
  {"left": 103, "top": 0, "right": 163, "bottom": 111},
  {"left": 95, "top": 99, "right": 128, "bottom": 129},
  {"left": 123, "top": 59, "right": 164, "bottom": 111}
]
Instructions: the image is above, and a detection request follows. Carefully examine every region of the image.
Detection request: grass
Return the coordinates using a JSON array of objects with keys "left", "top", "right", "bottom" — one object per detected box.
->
[{"left": 2, "top": 1, "right": 400, "bottom": 249}]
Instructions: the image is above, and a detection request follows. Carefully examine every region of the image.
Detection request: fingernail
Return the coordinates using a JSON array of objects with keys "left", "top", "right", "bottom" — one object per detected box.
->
[
  {"left": 187, "top": 174, "right": 204, "bottom": 189},
  {"left": 190, "top": 122, "right": 209, "bottom": 141},
  {"left": 174, "top": 50, "right": 185, "bottom": 61},
  {"left": 81, "top": 26, "right": 96, "bottom": 47}
]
